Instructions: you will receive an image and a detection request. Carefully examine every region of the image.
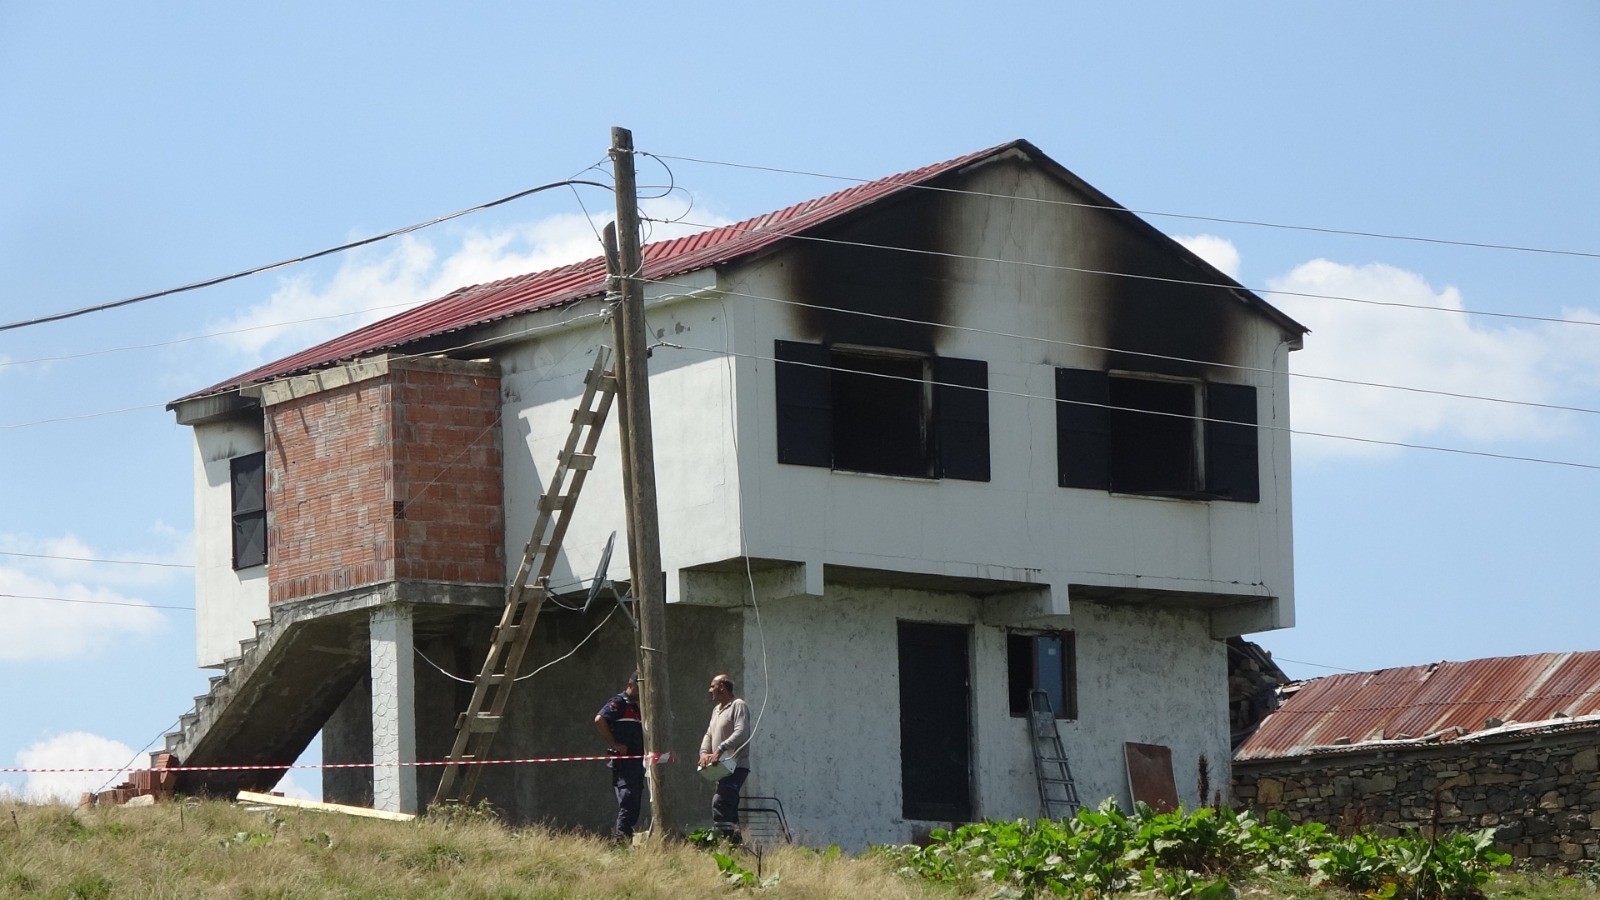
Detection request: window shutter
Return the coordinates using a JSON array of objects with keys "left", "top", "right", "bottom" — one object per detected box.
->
[
  {"left": 1056, "top": 368, "right": 1110, "bottom": 490},
  {"left": 231, "top": 452, "right": 267, "bottom": 569},
  {"left": 774, "top": 339, "right": 832, "bottom": 468},
  {"left": 934, "top": 356, "right": 990, "bottom": 482},
  {"left": 1205, "top": 382, "right": 1259, "bottom": 503}
]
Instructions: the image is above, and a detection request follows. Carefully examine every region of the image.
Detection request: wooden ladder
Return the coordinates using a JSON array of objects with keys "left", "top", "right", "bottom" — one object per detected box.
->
[
  {"left": 432, "top": 348, "right": 619, "bottom": 806},
  {"left": 1028, "top": 689, "right": 1081, "bottom": 819}
]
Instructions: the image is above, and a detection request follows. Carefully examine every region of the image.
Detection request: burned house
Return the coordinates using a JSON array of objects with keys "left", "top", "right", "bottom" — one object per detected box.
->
[{"left": 165, "top": 139, "right": 1305, "bottom": 848}]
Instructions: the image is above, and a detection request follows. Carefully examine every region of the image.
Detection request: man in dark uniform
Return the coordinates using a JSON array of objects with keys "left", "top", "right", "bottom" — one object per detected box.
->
[{"left": 594, "top": 671, "right": 644, "bottom": 842}]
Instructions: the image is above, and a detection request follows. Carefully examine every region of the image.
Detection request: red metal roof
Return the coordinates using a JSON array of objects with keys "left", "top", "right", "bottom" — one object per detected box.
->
[
  {"left": 172, "top": 141, "right": 1013, "bottom": 405},
  {"left": 1236, "top": 650, "right": 1600, "bottom": 761}
]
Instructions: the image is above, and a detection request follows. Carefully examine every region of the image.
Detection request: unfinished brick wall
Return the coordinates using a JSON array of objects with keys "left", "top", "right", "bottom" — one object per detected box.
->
[{"left": 264, "top": 358, "right": 504, "bottom": 604}]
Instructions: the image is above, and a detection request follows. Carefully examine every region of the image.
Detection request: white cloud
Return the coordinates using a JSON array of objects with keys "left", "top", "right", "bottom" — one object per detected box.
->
[
  {"left": 269, "top": 770, "right": 316, "bottom": 801},
  {"left": 1268, "top": 259, "right": 1600, "bottom": 460},
  {"left": 10, "top": 732, "right": 138, "bottom": 803},
  {"left": 0, "top": 533, "right": 172, "bottom": 662},
  {"left": 1173, "top": 234, "right": 1241, "bottom": 279},
  {"left": 207, "top": 196, "right": 732, "bottom": 363}
]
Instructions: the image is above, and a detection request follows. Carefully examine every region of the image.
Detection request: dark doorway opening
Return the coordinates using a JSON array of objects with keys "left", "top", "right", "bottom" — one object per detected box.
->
[{"left": 897, "top": 621, "right": 972, "bottom": 821}]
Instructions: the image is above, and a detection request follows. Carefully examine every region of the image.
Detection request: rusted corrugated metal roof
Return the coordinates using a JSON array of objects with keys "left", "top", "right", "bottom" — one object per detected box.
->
[
  {"left": 1236, "top": 650, "right": 1600, "bottom": 761},
  {"left": 170, "top": 142, "right": 1011, "bottom": 405}
]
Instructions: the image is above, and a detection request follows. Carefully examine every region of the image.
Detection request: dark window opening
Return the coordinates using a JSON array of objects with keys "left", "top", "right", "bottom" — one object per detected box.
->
[
  {"left": 1056, "top": 367, "right": 1259, "bottom": 503},
  {"left": 1109, "top": 376, "right": 1198, "bottom": 495},
  {"left": 1008, "top": 631, "right": 1076, "bottom": 719},
  {"left": 831, "top": 350, "right": 930, "bottom": 477},
  {"left": 231, "top": 451, "right": 267, "bottom": 570},
  {"left": 775, "top": 339, "right": 989, "bottom": 482}
]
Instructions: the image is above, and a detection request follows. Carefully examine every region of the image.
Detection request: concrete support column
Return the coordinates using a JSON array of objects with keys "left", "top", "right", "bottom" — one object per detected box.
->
[{"left": 371, "top": 603, "right": 417, "bottom": 814}]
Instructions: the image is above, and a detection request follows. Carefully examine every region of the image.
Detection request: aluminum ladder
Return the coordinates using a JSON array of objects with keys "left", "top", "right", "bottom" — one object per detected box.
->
[
  {"left": 1028, "top": 688, "right": 1081, "bottom": 819},
  {"left": 433, "top": 348, "right": 619, "bottom": 805}
]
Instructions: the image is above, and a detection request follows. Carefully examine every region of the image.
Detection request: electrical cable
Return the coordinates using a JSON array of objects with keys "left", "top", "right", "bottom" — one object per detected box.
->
[
  {"left": 0, "top": 177, "right": 614, "bottom": 333},
  {"left": 643, "top": 215, "right": 1600, "bottom": 330},
  {"left": 650, "top": 338, "right": 1600, "bottom": 472},
  {"left": 1, "top": 302, "right": 616, "bottom": 430},
  {"left": 710, "top": 295, "right": 770, "bottom": 761},
  {"left": 0, "top": 301, "right": 419, "bottom": 370},
  {"left": 0, "top": 550, "right": 192, "bottom": 568},
  {"left": 90, "top": 718, "right": 182, "bottom": 796},
  {"left": 0, "top": 592, "right": 194, "bottom": 611},
  {"left": 642, "top": 151, "right": 1600, "bottom": 261},
  {"left": 412, "top": 604, "right": 619, "bottom": 685},
  {"left": 636, "top": 277, "right": 1600, "bottom": 419}
]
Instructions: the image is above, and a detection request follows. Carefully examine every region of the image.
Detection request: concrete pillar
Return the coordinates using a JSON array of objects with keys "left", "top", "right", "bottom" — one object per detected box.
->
[{"left": 371, "top": 603, "right": 417, "bottom": 813}]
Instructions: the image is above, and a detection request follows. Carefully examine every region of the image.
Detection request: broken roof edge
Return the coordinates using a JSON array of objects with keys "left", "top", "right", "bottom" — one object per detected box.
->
[
  {"left": 170, "top": 137, "right": 1308, "bottom": 410},
  {"left": 1236, "top": 713, "right": 1600, "bottom": 763}
]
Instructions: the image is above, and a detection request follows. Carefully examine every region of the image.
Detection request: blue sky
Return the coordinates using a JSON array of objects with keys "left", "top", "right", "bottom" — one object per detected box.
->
[{"left": 3, "top": 3, "right": 1598, "bottom": 801}]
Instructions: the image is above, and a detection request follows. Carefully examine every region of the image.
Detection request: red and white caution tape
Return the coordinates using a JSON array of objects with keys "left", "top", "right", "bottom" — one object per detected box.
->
[{"left": 0, "top": 751, "right": 675, "bottom": 775}]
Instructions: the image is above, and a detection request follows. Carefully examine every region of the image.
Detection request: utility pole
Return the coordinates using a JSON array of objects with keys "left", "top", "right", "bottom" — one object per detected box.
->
[{"left": 608, "top": 126, "right": 674, "bottom": 838}]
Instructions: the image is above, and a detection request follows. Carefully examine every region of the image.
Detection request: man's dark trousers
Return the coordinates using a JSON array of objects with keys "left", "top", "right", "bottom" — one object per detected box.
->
[
  {"left": 711, "top": 766, "right": 750, "bottom": 830},
  {"left": 613, "top": 760, "right": 644, "bottom": 840}
]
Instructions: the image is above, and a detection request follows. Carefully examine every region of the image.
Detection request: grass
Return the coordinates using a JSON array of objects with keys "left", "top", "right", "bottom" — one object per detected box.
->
[
  {"left": 1, "top": 799, "right": 1595, "bottom": 899},
  {"left": 0, "top": 799, "right": 986, "bottom": 899}
]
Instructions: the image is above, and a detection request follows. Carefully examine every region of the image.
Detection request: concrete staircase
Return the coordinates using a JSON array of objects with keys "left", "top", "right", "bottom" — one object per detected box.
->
[{"left": 158, "top": 600, "right": 373, "bottom": 797}]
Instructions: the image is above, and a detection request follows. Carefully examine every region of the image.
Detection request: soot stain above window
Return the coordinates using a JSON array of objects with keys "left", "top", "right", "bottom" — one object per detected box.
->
[
  {"left": 1097, "top": 239, "right": 1250, "bottom": 377},
  {"left": 785, "top": 187, "right": 956, "bottom": 353}
]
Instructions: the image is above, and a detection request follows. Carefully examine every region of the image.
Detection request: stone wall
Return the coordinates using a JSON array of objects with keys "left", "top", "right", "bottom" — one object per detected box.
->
[{"left": 1234, "top": 728, "right": 1600, "bottom": 864}]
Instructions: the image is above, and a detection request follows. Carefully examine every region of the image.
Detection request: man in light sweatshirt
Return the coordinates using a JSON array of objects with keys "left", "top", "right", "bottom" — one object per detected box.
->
[{"left": 697, "top": 673, "right": 751, "bottom": 838}]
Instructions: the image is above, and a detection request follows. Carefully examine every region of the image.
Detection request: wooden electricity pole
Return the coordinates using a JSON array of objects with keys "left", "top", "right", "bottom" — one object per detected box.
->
[{"left": 608, "top": 126, "right": 675, "bottom": 837}]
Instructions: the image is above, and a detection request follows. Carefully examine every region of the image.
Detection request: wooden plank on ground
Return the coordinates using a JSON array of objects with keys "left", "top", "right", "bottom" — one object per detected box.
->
[{"left": 235, "top": 790, "right": 415, "bottom": 822}]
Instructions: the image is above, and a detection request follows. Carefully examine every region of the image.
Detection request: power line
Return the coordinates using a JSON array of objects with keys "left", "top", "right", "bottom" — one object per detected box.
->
[
  {"left": 0, "top": 301, "right": 416, "bottom": 369},
  {"left": 0, "top": 177, "right": 613, "bottom": 333},
  {"left": 0, "top": 550, "right": 192, "bottom": 568},
  {"left": 0, "top": 592, "right": 194, "bottom": 611},
  {"left": 0, "top": 304, "right": 615, "bottom": 430},
  {"left": 652, "top": 338, "right": 1600, "bottom": 472},
  {"left": 644, "top": 150, "right": 1600, "bottom": 261},
  {"left": 0, "top": 403, "right": 167, "bottom": 430},
  {"left": 644, "top": 215, "right": 1600, "bottom": 330},
  {"left": 639, "top": 277, "right": 1600, "bottom": 419}
]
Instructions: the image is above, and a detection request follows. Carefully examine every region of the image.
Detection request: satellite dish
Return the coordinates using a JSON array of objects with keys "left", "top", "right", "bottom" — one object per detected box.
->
[{"left": 581, "top": 531, "right": 617, "bottom": 614}]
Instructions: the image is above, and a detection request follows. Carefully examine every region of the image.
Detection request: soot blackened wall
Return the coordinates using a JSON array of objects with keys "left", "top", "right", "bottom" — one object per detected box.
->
[
  {"left": 1093, "top": 236, "right": 1254, "bottom": 378},
  {"left": 784, "top": 185, "right": 958, "bottom": 353}
]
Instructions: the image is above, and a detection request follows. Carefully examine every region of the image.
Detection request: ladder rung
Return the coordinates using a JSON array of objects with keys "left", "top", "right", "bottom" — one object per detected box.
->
[
  {"left": 560, "top": 452, "right": 596, "bottom": 471},
  {"left": 454, "top": 711, "right": 503, "bottom": 732},
  {"left": 571, "top": 408, "right": 598, "bottom": 426},
  {"left": 538, "top": 494, "right": 572, "bottom": 512}
]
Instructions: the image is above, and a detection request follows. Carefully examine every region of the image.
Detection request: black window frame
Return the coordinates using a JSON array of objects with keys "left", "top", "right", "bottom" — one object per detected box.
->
[
  {"left": 1055, "top": 367, "right": 1259, "bottom": 503},
  {"left": 230, "top": 451, "right": 267, "bottom": 570},
  {"left": 774, "top": 339, "right": 990, "bottom": 482},
  {"left": 1007, "top": 630, "right": 1077, "bottom": 720}
]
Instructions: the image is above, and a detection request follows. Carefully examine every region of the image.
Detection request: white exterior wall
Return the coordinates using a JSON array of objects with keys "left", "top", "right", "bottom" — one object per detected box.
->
[
  {"left": 496, "top": 279, "right": 745, "bottom": 594},
  {"left": 715, "top": 163, "right": 1295, "bottom": 629},
  {"left": 735, "top": 584, "right": 1230, "bottom": 850},
  {"left": 191, "top": 416, "right": 268, "bottom": 667}
]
